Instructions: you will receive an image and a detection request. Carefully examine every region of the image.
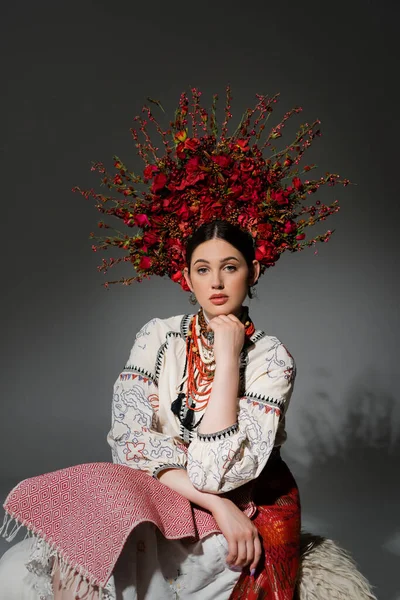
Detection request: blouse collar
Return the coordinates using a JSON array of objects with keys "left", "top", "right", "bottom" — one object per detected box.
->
[{"left": 180, "top": 307, "right": 266, "bottom": 346}]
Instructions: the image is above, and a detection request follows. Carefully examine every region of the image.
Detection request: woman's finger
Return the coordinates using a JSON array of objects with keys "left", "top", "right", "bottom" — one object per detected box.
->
[
  {"left": 243, "top": 538, "right": 255, "bottom": 568},
  {"left": 234, "top": 539, "right": 248, "bottom": 567},
  {"left": 218, "top": 314, "right": 240, "bottom": 324},
  {"left": 211, "top": 316, "right": 231, "bottom": 326},
  {"left": 226, "top": 314, "right": 241, "bottom": 324},
  {"left": 206, "top": 317, "right": 225, "bottom": 329},
  {"left": 249, "top": 534, "right": 263, "bottom": 574},
  {"left": 225, "top": 539, "right": 238, "bottom": 566}
]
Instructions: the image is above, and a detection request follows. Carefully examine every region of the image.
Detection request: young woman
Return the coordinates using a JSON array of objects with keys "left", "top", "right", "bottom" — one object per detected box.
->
[
  {"left": 0, "top": 87, "right": 378, "bottom": 600},
  {"left": 0, "top": 219, "right": 301, "bottom": 599}
]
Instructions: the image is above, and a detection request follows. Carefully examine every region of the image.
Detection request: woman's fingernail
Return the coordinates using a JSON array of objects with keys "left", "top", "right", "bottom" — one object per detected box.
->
[
  {"left": 229, "top": 565, "right": 242, "bottom": 572},
  {"left": 250, "top": 568, "right": 256, "bottom": 577}
]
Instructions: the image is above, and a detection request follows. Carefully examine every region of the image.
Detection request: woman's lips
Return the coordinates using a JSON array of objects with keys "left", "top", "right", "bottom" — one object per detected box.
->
[{"left": 210, "top": 296, "right": 228, "bottom": 305}]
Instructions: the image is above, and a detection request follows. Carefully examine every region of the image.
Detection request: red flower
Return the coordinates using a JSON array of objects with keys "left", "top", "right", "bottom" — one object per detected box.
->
[
  {"left": 186, "top": 156, "right": 203, "bottom": 173},
  {"left": 176, "top": 203, "right": 190, "bottom": 220},
  {"left": 238, "top": 212, "right": 258, "bottom": 230},
  {"left": 139, "top": 256, "right": 152, "bottom": 270},
  {"left": 176, "top": 157, "right": 206, "bottom": 190},
  {"left": 171, "top": 271, "right": 182, "bottom": 283},
  {"left": 166, "top": 237, "right": 184, "bottom": 250},
  {"left": 200, "top": 203, "right": 222, "bottom": 222},
  {"left": 271, "top": 189, "right": 289, "bottom": 206},
  {"left": 235, "top": 139, "right": 250, "bottom": 152},
  {"left": 176, "top": 142, "right": 186, "bottom": 159},
  {"left": 238, "top": 213, "right": 249, "bottom": 228},
  {"left": 255, "top": 241, "right": 278, "bottom": 263},
  {"left": 240, "top": 158, "right": 255, "bottom": 173},
  {"left": 292, "top": 177, "right": 303, "bottom": 191},
  {"left": 283, "top": 220, "right": 297, "bottom": 234},
  {"left": 296, "top": 233, "right": 306, "bottom": 240},
  {"left": 134, "top": 214, "right": 150, "bottom": 227},
  {"left": 185, "top": 138, "right": 200, "bottom": 151},
  {"left": 180, "top": 278, "right": 190, "bottom": 291},
  {"left": 151, "top": 173, "right": 168, "bottom": 193},
  {"left": 227, "top": 184, "right": 243, "bottom": 198},
  {"left": 143, "top": 165, "right": 158, "bottom": 179},
  {"left": 171, "top": 270, "right": 190, "bottom": 291},
  {"left": 143, "top": 231, "right": 159, "bottom": 246},
  {"left": 114, "top": 175, "right": 123, "bottom": 185},
  {"left": 257, "top": 223, "right": 274, "bottom": 239},
  {"left": 229, "top": 168, "right": 241, "bottom": 183},
  {"left": 211, "top": 154, "right": 232, "bottom": 168}
]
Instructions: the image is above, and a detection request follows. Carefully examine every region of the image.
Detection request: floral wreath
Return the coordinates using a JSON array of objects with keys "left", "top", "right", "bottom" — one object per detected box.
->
[{"left": 73, "top": 86, "right": 350, "bottom": 291}]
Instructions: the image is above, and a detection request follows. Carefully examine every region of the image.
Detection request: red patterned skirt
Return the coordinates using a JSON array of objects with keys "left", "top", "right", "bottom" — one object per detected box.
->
[{"left": 229, "top": 451, "right": 301, "bottom": 599}]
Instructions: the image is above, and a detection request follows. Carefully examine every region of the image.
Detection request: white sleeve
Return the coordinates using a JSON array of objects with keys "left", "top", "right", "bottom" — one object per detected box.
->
[
  {"left": 107, "top": 318, "right": 187, "bottom": 478},
  {"left": 187, "top": 340, "right": 296, "bottom": 493}
]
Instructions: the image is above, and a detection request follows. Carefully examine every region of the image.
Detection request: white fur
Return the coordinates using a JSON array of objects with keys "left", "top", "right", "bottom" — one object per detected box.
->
[{"left": 296, "top": 533, "right": 378, "bottom": 600}]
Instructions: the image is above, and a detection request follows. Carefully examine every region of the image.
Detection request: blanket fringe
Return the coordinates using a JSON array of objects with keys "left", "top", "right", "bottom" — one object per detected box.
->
[
  {"left": 46, "top": 550, "right": 110, "bottom": 600},
  {"left": 0, "top": 512, "right": 9, "bottom": 537},
  {"left": 1, "top": 511, "right": 113, "bottom": 600},
  {"left": 0, "top": 513, "right": 24, "bottom": 542}
]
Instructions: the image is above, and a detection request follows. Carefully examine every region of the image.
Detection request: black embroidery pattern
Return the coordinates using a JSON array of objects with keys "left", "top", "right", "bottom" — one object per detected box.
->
[
  {"left": 196, "top": 422, "right": 239, "bottom": 442},
  {"left": 122, "top": 365, "right": 156, "bottom": 383},
  {"left": 180, "top": 313, "right": 194, "bottom": 339},
  {"left": 152, "top": 463, "right": 187, "bottom": 479},
  {"left": 238, "top": 348, "right": 249, "bottom": 397},
  {"left": 244, "top": 391, "right": 285, "bottom": 411},
  {"left": 250, "top": 330, "right": 267, "bottom": 344},
  {"left": 154, "top": 331, "right": 182, "bottom": 385}
]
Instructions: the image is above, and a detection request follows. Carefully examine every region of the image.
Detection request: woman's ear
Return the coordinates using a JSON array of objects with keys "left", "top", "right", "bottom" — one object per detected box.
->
[
  {"left": 249, "top": 260, "right": 261, "bottom": 286},
  {"left": 183, "top": 266, "right": 194, "bottom": 292}
]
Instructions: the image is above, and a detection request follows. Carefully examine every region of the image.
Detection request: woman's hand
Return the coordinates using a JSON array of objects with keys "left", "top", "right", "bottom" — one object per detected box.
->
[
  {"left": 211, "top": 497, "right": 262, "bottom": 574},
  {"left": 207, "top": 314, "right": 245, "bottom": 367}
]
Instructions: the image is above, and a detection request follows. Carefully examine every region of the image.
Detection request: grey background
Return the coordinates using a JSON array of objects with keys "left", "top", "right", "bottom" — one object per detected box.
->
[{"left": 1, "top": 1, "right": 399, "bottom": 598}]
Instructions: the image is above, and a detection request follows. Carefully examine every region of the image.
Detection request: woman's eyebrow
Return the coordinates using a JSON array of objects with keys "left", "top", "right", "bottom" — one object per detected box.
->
[{"left": 193, "top": 256, "right": 240, "bottom": 265}]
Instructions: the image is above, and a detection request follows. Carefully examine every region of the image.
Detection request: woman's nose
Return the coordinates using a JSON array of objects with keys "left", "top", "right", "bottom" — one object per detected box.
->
[{"left": 211, "top": 273, "right": 224, "bottom": 289}]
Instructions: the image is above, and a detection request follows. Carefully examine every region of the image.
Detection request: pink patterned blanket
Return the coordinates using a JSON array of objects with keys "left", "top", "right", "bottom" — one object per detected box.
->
[{"left": 1, "top": 462, "right": 222, "bottom": 590}]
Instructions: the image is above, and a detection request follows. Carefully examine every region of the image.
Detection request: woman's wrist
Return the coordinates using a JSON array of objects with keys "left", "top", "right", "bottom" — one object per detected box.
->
[
  {"left": 157, "top": 467, "right": 228, "bottom": 513},
  {"left": 214, "top": 357, "right": 240, "bottom": 374},
  {"left": 198, "top": 357, "right": 240, "bottom": 434},
  {"left": 206, "top": 494, "right": 233, "bottom": 514}
]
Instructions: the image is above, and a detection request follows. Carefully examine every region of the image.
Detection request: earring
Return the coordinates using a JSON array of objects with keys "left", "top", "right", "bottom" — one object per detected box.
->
[
  {"left": 189, "top": 292, "right": 197, "bottom": 305},
  {"left": 250, "top": 285, "right": 258, "bottom": 298}
]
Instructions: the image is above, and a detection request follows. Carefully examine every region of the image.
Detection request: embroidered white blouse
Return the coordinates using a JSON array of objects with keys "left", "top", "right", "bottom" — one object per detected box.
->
[{"left": 107, "top": 312, "right": 296, "bottom": 494}]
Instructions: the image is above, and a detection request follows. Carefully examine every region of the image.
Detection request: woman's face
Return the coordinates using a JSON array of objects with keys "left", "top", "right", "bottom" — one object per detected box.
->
[{"left": 183, "top": 238, "right": 260, "bottom": 320}]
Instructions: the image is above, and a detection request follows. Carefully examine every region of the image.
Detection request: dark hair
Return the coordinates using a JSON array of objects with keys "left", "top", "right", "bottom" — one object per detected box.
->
[{"left": 185, "top": 220, "right": 258, "bottom": 299}]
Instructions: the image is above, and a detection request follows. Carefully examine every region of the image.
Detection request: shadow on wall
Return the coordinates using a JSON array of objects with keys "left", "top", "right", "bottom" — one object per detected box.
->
[{"left": 283, "top": 367, "right": 400, "bottom": 600}]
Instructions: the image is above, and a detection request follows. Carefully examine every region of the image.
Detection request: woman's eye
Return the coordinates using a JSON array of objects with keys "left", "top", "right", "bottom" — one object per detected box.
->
[{"left": 196, "top": 265, "right": 237, "bottom": 274}]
